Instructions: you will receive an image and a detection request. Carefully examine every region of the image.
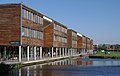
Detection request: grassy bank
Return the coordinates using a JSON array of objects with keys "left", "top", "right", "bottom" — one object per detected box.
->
[{"left": 89, "top": 52, "right": 120, "bottom": 59}]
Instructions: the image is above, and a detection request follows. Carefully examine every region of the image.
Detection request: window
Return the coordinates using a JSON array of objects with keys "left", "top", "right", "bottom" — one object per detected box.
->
[
  {"left": 24, "top": 10, "right": 26, "bottom": 19},
  {"left": 58, "top": 25, "right": 60, "bottom": 31},
  {"left": 33, "top": 14, "right": 35, "bottom": 22},
  {"left": 26, "top": 11, "right": 29, "bottom": 19},
  {"left": 31, "top": 30, "right": 34, "bottom": 38},
  {"left": 41, "top": 32, "right": 43, "bottom": 39},
  {"left": 31, "top": 13, "right": 33, "bottom": 21},
  {"left": 40, "top": 17, "right": 43, "bottom": 25},
  {"left": 22, "top": 27, "right": 25, "bottom": 36},
  {"left": 25, "top": 28, "right": 27, "bottom": 36},
  {"left": 22, "top": 9, "right": 24, "bottom": 18}
]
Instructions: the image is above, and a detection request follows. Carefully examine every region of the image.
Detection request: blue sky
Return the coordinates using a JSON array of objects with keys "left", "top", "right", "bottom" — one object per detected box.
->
[{"left": 0, "top": 0, "right": 120, "bottom": 44}]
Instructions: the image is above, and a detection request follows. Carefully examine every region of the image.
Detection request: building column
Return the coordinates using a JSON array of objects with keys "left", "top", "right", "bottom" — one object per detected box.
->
[
  {"left": 56, "top": 48, "right": 58, "bottom": 57},
  {"left": 27, "top": 46, "right": 29, "bottom": 61},
  {"left": 59, "top": 48, "right": 61, "bottom": 57},
  {"left": 52, "top": 47, "right": 54, "bottom": 58},
  {"left": 71, "top": 48, "right": 73, "bottom": 56},
  {"left": 68, "top": 48, "right": 70, "bottom": 56},
  {"left": 4, "top": 46, "right": 7, "bottom": 60},
  {"left": 19, "top": 46, "right": 22, "bottom": 62},
  {"left": 40, "top": 47, "right": 42, "bottom": 59},
  {"left": 34, "top": 46, "right": 36, "bottom": 60},
  {"left": 67, "top": 48, "right": 68, "bottom": 56},
  {"left": 65, "top": 48, "right": 67, "bottom": 56},
  {"left": 62, "top": 48, "right": 64, "bottom": 57}
]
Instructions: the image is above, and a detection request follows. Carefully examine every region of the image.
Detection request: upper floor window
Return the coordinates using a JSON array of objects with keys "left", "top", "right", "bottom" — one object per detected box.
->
[
  {"left": 22, "top": 9, "right": 43, "bottom": 25},
  {"left": 22, "top": 9, "right": 24, "bottom": 18}
]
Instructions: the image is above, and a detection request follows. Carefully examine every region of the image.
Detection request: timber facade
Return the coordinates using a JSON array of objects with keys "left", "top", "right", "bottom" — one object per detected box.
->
[{"left": 0, "top": 3, "right": 93, "bottom": 63}]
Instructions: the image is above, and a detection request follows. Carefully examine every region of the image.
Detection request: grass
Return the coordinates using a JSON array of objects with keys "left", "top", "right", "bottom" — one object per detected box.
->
[{"left": 90, "top": 52, "right": 120, "bottom": 59}]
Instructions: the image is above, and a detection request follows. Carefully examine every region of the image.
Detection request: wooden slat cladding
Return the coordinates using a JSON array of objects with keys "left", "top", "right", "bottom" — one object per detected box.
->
[
  {"left": 0, "top": 4, "right": 21, "bottom": 45},
  {"left": 67, "top": 30, "right": 72, "bottom": 48},
  {"left": 44, "top": 23, "right": 53, "bottom": 47},
  {"left": 22, "top": 37, "right": 43, "bottom": 46},
  {"left": 90, "top": 40, "right": 93, "bottom": 49},
  {"left": 82, "top": 36, "right": 87, "bottom": 49},
  {"left": 86, "top": 38, "right": 91, "bottom": 50},
  {"left": 67, "top": 29, "right": 77, "bottom": 48},
  {"left": 77, "top": 35, "right": 82, "bottom": 48}
]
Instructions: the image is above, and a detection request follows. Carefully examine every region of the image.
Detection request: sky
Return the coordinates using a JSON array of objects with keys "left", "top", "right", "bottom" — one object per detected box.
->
[{"left": 0, "top": 0, "right": 120, "bottom": 44}]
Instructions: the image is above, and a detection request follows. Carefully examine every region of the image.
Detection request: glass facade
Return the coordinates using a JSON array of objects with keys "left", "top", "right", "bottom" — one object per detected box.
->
[
  {"left": 22, "top": 9, "right": 43, "bottom": 25},
  {"left": 22, "top": 27, "right": 43, "bottom": 40},
  {"left": 54, "top": 35, "right": 67, "bottom": 43},
  {"left": 54, "top": 24, "right": 67, "bottom": 34}
]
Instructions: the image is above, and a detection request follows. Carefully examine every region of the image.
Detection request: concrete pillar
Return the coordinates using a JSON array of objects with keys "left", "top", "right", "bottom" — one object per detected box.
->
[
  {"left": 19, "top": 46, "right": 21, "bottom": 62},
  {"left": 49, "top": 48, "right": 52, "bottom": 57},
  {"left": 59, "top": 48, "right": 61, "bottom": 57},
  {"left": 34, "top": 46, "right": 36, "bottom": 60},
  {"left": 65, "top": 48, "right": 67, "bottom": 56},
  {"left": 52, "top": 47, "right": 54, "bottom": 58},
  {"left": 62, "top": 48, "right": 64, "bottom": 57},
  {"left": 4, "top": 47, "right": 6, "bottom": 59},
  {"left": 68, "top": 48, "right": 70, "bottom": 56},
  {"left": 27, "top": 46, "right": 29, "bottom": 61},
  {"left": 71, "top": 48, "right": 73, "bottom": 56},
  {"left": 56, "top": 48, "right": 58, "bottom": 57},
  {"left": 67, "top": 48, "right": 68, "bottom": 56},
  {"left": 40, "top": 47, "right": 42, "bottom": 59}
]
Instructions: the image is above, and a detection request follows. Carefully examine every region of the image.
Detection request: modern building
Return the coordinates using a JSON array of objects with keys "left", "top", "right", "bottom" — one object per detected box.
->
[
  {"left": 0, "top": 3, "right": 93, "bottom": 63},
  {"left": 43, "top": 17, "right": 68, "bottom": 58},
  {"left": 77, "top": 33, "right": 93, "bottom": 54},
  {"left": 0, "top": 3, "right": 45, "bottom": 62}
]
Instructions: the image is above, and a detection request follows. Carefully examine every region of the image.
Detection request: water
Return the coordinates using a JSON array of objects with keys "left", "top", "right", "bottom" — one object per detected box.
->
[{"left": 8, "top": 58, "right": 120, "bottom": 76}]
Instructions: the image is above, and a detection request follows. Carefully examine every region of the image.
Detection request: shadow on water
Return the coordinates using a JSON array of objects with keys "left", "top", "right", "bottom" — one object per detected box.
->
[{"left": 8, "top": 58, "right": 120, "bottom": 76}]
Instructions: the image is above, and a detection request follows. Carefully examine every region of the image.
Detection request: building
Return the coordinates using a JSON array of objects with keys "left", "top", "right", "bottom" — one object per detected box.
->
[
  {"left": 43, "top": 17, "right": 68, "bottom": 58},
  {"left": 77, "top": 33, "right": 93, "bottom": 54},
  {"left": 107, "top": 44, "right": 120, "bottom": 51},
  {"left": 0, "top": 3, "right": 45, "bottom": 62},
  {"left": 0, "top": 3, "right": 93, "bottom": 63}
]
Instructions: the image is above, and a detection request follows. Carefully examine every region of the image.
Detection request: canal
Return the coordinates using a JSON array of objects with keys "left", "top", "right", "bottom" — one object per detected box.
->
[{"left": 9, "top": 58, "right": 120, "bottom": 76}]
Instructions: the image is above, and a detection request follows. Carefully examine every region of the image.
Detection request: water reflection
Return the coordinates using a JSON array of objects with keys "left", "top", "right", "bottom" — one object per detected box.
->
[{"left": 9, "top": 58, "right": 120, "bottom": 76}]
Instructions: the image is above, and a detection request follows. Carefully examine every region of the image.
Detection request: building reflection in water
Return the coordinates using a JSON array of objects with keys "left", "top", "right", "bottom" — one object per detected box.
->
[
  {"left": 13, "top": 59, "right": 93, "bottom": 76},
  {"left": 8, "top": 58, "right": 120, "bottom": 76}
]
